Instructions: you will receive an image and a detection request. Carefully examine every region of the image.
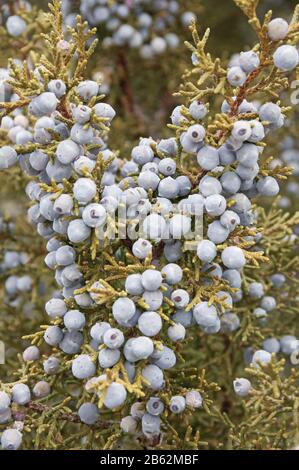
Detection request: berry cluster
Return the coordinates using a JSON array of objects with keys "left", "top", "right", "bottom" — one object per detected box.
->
[
  {"left": 228, "top": 18, "right": 298, "bottom": 88},
  {"left": 0, "top": 390, "right": 23, "bottom": 450},
  {"left": 63, "top": 0, "right": 196, "bottom": 59},
  {"left": 121, "top": 389, "right": 202, "bottom": 438}
]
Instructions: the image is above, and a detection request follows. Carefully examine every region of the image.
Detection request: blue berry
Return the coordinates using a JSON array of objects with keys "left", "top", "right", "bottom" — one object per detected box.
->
[
  {"left": 221, "top": 246, "right": 246, "bottom": 269},
  {"left": 29, "top": 92, "right": 58, "bottom": 117},
  {"left": 248, "top": 282, "right": 264, "bottom": 299},
  {"left": 82, "top": 203, "right": 106, "bottom": 228},
  {"left": 158, "top": 158, "right": 176, "bottom": 176},
  {"left": 23, "top": 345, "right": 40, "bottom": 362},
  {"left": 131, "top": 145, "right": 154, "bottom": 165},
  {"left": 76, "top": 80, "right": 99, "bottom": 101},
  {"left": 169, "top": 214, "right": 191, "bottom": 238},
  {"left": 93, "top": 103, "right": 116, "bottom": 122},
  {"left": 45, "top": 298, "right": 67, "bottom": 318},
  {"left": 43, "top": 356, "right": 60, "bottom": 375},
  {"left": 220, "top": 210, "right": 240, "bottom": 231},
  {"left": 44, "top": 325, "right": 63, "bottom": 346},
  {"left": 171, "top": 289, "right": 190, "bottom": 308},
  {"left": 199, "top": 175, "right": 222, "bottom": 196},
  {"left": 268, "top": 18, "right": 289, "bottom": 41},
  {"left": 172, "top": 309, "right": 193, "bottom": 327},
  {"left": 221, "top": 313, "right": 240, "bottom": 333},
  {"left": 71, "top": 123, "right": 94, "bottom": 145},
  {"left": 103, "top": 328, "right": 124, "bottom": 349},
  {"left": 142, "top": 364, "right": 164, "bottom": 390},
  {"left": 125, "top": 274, "right": 144, "bottom": 295},
  {"left": 59, "top": 331, "right": 83, "bottom": 354},
  {"left": 12, "top": 383, "right": 31, "bottom": 405},
  {"left": 220, "top": 172, "right": 241, "bottom": 194},
  {"left": 157, "top": 138, "right": 178, "bottom": 157},
  {"left": 189, "top": 101, "right": 208, "bottom": 120},
  {"left": 72, "top": 354, "right": 96, "bottom": 379},
  {"left": 260, "top": 296, "right": 276, "bottom": 312},
  {"left": 90, "top": 321, "right": 111, "bottom": 342},
  {"left": 1, "top": 429, "right": 22, "bottom": 450},
  {"left": 167, "top": 322, "right": 186, "bottom": 342},
  {"left": 161, "top": 263, "right": 182, "bottom": 285},
  {"left": 259, "top": 102, "right": 282, "bottom": 124},
  {"left": 142, "top": 214, "right": 167, "bottom": 241},
  {"left": 78, "top": 403, "right": 99, "bottom": 425},
  {"left": 55, "top": 245, "right": 76, "bottom": 266},
  {"left": 130, "top": 336, "right": 154, "bottom": 360},
  {"left": 120, "top": 416, "right": 138, "bottom": 434},
  {"left": 205, "top": 194, "right": 227, "bottom": 217},
  {"left": 142, "top": 413, "right": 161, "bottom": 437},
  {"left": 197, "top": 145, "right": 219, "bottom": 170},
  {"left": 56, "top": 139, "right": 80, "bottom": 165},
  {"left": 280, "top": 335, "right": 299, "bottom": 355},
  {"left": 48, "top": 79, "right": 66, "bottom": 98},
  {"left": 257, "top": 176, "right": 279, "bottom": 196},
  {"left": 138, "top": 312, "right": 162, "bottom": 337},
  {"left": 112, "top": 298, "right": 136, "bottom": 324},
  {"left": 227, "top": 66, "right": 246, "bottom": 87},
  {"left": 252, "top": 350, "right": 272, "bottom": 368},
  {"left": 197, "top": 240, "right": 217, "bottom": 263},
  {"left": 33, "top": 381, "right": 51, "bottom": 398},
  {"left": 6, "top": 15, "right": 26, "bottom": 37},
  {"left": 104, "top": 382, "right": 127, "bottom": 409},
  {"left": 208, "top": 221, "right": 229, "bottom": 244},
  {"left": 158, "top": 176, "right": 179, "bottom": 198},
  {"left": 263, "top": 338, "right": 281, "bottom": 354},
  {"left": 273, "top": 45, "right": 299, "bottom": 71},
  {"left": 146, "top": 397, "right": 164, "bottom": 416},
  {"left": 232, "top": 120, "right": 252, "bottom": 141},
  {"left": 67, "top": 219, "right": 91, "bottom": 243},
  {"left": 153, "top": 346, "right": 176, "bottom": 369},
  {"left": 0, "top": 392, "right": 11, "bottom": 414},
  {"left": 239, "top": 51, "right": 260, "bottom": 73},
  {"left": 193, "top": 302, "right": 219, "bottom": 330},
  {"left": 233, "top": 378, "right": 251, "bottom": 397},
  {"left": 0, "top": 146, "right": 18, "bottom": 170},
  {"left": 169, "top": 395, "right": 186, "bottom": 414},
  {"left": 64, "top": 310, "right": 86, "bottom": 331},
  {"left": 98, "top": 348, "right": 120, "bottom": 368},
  {"left": 185, "top": 390, "right": 203, "bottom": 408}
]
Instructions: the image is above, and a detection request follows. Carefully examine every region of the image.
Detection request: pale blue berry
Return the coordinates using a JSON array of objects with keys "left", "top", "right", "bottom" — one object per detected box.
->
[
  {"left": 239, "top": 51, "right": 260, "bottom": 73},
  {"left": 221, "top": 246, "right": 246, "bottom": 269},
  {"left": 268, "top": 18, "right": 289, "bottom": 41},
  {"left": 197, "top": 145, "right": 219, "bottom": 170},
  {"left": 273, "top": 45, "right": 299, "bottom": 71},
  {"left": 138, "top": 312, "right": 162, "bottom": 337},
  {"left": 104, "top": 383, "right": 127, "bottom": 409},
  {"left": 227, "top": 66, "right": 246, "bottom": 87},
  {"left": 6, "top": 15, "right": 26, "bottom": 37},
  {"left": 72, "top": 354, "right": 96, "bottom": 379},
  {"left": 252, "top": 350, "right": 272, "bottom": 368},
  {"left": 197, "top": 240, "right": 217, "bottom": 263},
  {"left": 233, "top": 378, "right": 251, "bottom": 397},
  {"left": 78, "top": 403, "right": 99, "bottom": 425},
  {"left": 167, "top": 322, "right": 186, "bottom": 342},
  {"left": 169, "top": 395, "right": 186, "bottom": 414}
]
